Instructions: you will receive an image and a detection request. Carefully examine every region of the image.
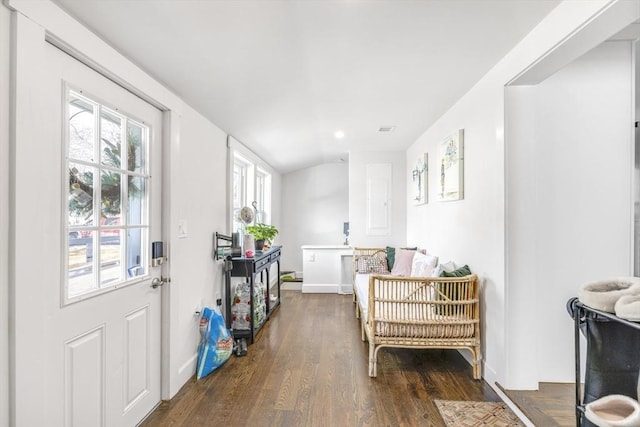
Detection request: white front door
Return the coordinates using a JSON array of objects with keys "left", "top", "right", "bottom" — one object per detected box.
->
[{"left": 12, "top": 39, "right": 163, "bottom": 426}]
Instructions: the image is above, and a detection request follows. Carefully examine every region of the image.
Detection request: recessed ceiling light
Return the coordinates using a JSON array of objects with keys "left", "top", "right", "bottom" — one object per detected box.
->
[
  {"left": 334, "top": 130, "right": 345, "bottom": 139},
  {"left": 378, "top": 126, "right": 396, "bottom": 132}
]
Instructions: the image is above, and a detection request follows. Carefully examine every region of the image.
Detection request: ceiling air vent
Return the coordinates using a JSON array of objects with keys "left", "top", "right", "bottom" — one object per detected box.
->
[{"left": 378, "top": 126, "right": 396, "bottom": 132}]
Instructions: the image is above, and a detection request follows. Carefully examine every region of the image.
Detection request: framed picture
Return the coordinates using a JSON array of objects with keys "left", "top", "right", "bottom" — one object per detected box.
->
[
  {"left": 412, "top": 153, "right": 428, "bottom": 205},
  {"left": 438, "top": 129, "right": 464, "bottom": 201}
]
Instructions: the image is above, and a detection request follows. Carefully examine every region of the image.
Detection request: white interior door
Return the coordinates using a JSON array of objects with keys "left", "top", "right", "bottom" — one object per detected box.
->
[
  {"left": 13, "top": 40, "right": 163, "bottom": 426},
  {"left": 365, "top": 163, "right": 392, "bottom": 236}
]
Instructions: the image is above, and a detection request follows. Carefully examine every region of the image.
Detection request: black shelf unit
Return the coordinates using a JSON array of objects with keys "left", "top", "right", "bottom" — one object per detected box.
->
[
  {"left": 568, "top": 297, "right": 640, "bottom": 427},
  {"left": 225, "top": 246, "right": 281, "bottom": 344}
]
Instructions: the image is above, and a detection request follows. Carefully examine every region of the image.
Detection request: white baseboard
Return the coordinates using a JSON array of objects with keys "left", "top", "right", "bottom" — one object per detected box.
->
[
  {"left": 171, "top": 353, "right": 198, "bottom": 398},
  {"left": 301, "top": 283, "right": 339, "bottom": 293},
  {"left": 339, "top": 284, "right": 353, "bottom": 294},
  {"left": 281, "top": 282, "right": 301, "bottom": 291},
  {"left": 490, "top": 383, "right": 535, "bottom": 427},
  {"left": 482, "top": 362, "right": 535, "bottom": 427}
]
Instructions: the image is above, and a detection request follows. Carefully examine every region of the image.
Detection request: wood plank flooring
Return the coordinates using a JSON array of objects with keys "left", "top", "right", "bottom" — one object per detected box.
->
[
  {"left": 140, "top": 291, "right": 510, "bottom": 426},
  {"left": 501, "top": 383, "right": 576, "bottom": 427}
]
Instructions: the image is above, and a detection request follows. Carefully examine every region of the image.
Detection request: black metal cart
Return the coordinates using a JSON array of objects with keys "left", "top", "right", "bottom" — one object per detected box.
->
[
  {"left": 224, "top": 246, "right": 282, "bottom": 348},
  {"left": 567, "top": 297, "right": 640, "bottom": 427}
]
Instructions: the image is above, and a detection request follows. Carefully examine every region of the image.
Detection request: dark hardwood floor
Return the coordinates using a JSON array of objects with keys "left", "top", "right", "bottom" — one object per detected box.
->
[
  {"left": 502, "top": 383, "right": 576, "bottom": 427},
  {"left": 140, "top": 291, "right": 509, "bottom": 426}
]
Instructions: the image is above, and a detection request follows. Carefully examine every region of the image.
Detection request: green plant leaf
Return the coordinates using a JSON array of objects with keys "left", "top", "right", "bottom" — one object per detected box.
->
[{"left": 245, "top": 223, "right": 278, "bottom": 242}]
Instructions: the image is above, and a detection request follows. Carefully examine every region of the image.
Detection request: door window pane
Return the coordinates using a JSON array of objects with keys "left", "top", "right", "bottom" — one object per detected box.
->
[
  {"left": 127, "top": 228, "right": 146, "bottom": 278},
  {"left": 127, "top": 122, "right": 145, "bottom": 173},
  {"left": 100, "top": 109, "right": 122, "bottom": 168},
  {"left": 68, "top": 231, "right": 95, "bottom": 297},
  {"left": 68, "top": 94, "right": 95, "bottom": 163},
  {"left": 68, "top": 163, "right": 95, "bottom": 227},
  {"left": 127, "top": 176, "right": 146, "bottom": 226},
  {"left": 101, "top": 170, "right": 121, "bottom": 219},
  {"left": 100, "top": 229, "right": 122, "bottom": 286}
]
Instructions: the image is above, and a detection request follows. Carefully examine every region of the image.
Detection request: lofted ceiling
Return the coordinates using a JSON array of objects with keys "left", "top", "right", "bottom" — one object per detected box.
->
[{"left": 52, "top": 0, "right": 560, "bottom": 174}]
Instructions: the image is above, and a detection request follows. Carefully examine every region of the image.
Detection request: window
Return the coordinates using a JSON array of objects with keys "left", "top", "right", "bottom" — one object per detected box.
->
[
  {"left": 255, "top": 169, "right": 266, "bottom": 223},
  {"left": 232, "top": 154, "right": 251, "bottom": 232},
  {"left": 65, "top": 89, "right": 150, "bottom": 301},
  {"left": 230, "top": 150, "right": 271, "bottom": 231}
]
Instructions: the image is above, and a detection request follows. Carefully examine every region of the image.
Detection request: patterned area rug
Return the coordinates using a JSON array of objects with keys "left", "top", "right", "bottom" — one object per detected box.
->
[{"left": 435, "top": 400, "right": 525, "bottom": 427}]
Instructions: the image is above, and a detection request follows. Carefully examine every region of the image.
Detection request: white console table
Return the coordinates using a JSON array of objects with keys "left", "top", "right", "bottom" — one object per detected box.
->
[{"left": 301, "top": 245, "right": 353, "bottom": 294}]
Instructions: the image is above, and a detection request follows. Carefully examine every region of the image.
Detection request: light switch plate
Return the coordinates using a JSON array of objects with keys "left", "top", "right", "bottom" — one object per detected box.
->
[{"left": 178, "top": 220, "right": 188, "bottom": 238}]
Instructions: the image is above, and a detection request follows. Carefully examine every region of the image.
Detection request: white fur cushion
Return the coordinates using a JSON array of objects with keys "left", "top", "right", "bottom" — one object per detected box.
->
[
  {"left": 585, "top": 394, "right": 640, "bottom": 427},
  {"left": 578, "top": 277, "right": 640, "bottom": 313},
  {"left": 615, "top": 295, "right": 640, "bottom": 322}
]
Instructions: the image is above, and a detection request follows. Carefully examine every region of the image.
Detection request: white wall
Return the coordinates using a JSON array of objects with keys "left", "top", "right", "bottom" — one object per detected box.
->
[
  {"left": 349, "top": 151, "right": 406, "bottom": 248},
  {"left": 504, "top": 85, "right": 539, "bottom": 388},
  {"left": 406, "top": 0, "right": 639, "bottom": 390},
  {"left": 1, "top": 4, "right": 10, "bottom": 426},
  {"left": 407, "top": 74, "right": 508, "bottom": 382},
  {"left": 165, "top": 106, "right": 229, "bottom": 391},
  {"left": 281, "top": 162, "right": 348, "bottom": 273},
  {"left": 508, "top": 41, "right": 633, "bottom": 384}
]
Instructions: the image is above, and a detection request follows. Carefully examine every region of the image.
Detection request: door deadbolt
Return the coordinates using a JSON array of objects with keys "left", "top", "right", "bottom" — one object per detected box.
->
[{"left": 151, "top": 276, "right": 170, "bottom": 289}]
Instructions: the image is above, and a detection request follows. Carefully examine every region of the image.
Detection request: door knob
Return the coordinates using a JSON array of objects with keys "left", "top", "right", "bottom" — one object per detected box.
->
[{"left": 151, "top": 276, "right": 170, "bottom": 289}]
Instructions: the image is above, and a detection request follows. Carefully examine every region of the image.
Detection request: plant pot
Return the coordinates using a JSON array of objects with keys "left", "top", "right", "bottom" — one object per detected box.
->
[{"left": 255, "top": 239, "right": 265, "bottom": 251}]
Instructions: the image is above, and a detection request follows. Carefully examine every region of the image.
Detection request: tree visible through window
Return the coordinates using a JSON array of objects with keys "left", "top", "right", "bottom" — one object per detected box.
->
[{"left": 66, "top": 89, "right": 150, "bottom": 301}]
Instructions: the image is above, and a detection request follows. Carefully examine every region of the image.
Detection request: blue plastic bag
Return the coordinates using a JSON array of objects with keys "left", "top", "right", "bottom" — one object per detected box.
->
[{"left": 196, "top": 307, "right": 233, "bottom": 379}]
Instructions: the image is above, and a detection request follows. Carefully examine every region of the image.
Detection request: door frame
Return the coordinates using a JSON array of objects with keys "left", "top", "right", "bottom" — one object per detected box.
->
[{"left": 1, "top": 5, "right": 10, "bottom": 427}]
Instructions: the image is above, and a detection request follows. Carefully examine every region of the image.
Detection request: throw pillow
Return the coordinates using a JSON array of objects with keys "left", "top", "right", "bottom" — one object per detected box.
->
[
  {"left": 435, "top": 264, "right": 472, "bottom": 315},
  {"left": 410, "top": 252, "right": 439, "bottom": 277},
  {"left": 440, "top": 264, "right": 472, "bottom": 277},
  {"left": 386, "top": 246, "right": 395, "bottom": 271},
  {"left": 390, "top": 248, "right": 416, "bottom": 276},
  {"left": 433, "top": 260, "right": 457, "bottom": 277},
  {"left": 386, "top": 246, "right": 418, "bottom": 271},
  {"left": 357, "top": 253, "right": 390, "bottom": 274}
]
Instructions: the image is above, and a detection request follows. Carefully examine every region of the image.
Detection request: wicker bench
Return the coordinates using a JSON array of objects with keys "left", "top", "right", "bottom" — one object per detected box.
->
[{"left": 353, "top": 247, "right": 481, "bottom": 379}]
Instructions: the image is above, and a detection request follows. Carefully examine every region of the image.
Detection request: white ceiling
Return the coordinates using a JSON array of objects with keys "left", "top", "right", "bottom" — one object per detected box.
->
[{"left": 53, "top": 0, "right": 560, "bottom": 174}]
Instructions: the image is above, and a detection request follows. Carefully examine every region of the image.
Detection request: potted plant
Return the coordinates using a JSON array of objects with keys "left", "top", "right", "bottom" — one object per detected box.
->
[{"left": 245, "top": 223, "right": 279, "bottom": 251}]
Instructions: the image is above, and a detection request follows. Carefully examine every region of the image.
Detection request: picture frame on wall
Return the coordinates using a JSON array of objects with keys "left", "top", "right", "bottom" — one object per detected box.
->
[
  {"left": 412, "top": 153, "right": 428, "bottom": 205},
  {"left": 438, "top": 129, "right": 464, "bottom": 202}
]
